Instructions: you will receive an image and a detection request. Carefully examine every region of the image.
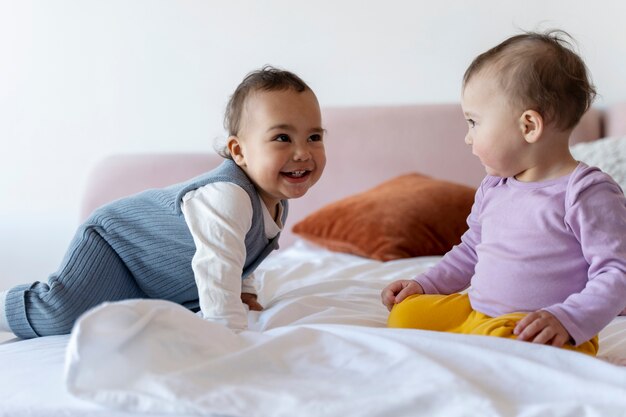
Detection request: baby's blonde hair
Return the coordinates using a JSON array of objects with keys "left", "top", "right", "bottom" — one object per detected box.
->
[{"left": 463, "top": 30, "right": 596, "bottom": 131}]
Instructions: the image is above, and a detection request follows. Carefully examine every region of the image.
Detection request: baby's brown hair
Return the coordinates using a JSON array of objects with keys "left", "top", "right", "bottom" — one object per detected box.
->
[
  {"left": 225, "top": 65, "right": 311, "bottom": 137},
  {"left": 463, "top": 30, "right": 596, "bottom": 131},
  {"left": 216, "top": 65, "right": 312, "bottom": 158}
]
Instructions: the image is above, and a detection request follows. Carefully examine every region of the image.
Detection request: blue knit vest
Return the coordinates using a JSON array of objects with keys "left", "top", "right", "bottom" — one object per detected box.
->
[{"left": 84, "top": 159, "right": 288, "bottom": 300}]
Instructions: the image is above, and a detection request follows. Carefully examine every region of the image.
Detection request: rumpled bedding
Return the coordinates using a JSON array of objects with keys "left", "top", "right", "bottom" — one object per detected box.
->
[{"left": 64, "top": 241, "right": 626, "bottom": 417}]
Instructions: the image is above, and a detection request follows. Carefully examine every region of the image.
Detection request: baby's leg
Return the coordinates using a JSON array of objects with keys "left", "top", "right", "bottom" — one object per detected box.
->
[
  {"left": 3, "top": 225, "right": 146, "bottom": 338},
  {"left": 387, "top": 293, "right": 473, "bottom": 331},
  {"left": 465, "top": 312, "right": 599, "bottom": 356}
]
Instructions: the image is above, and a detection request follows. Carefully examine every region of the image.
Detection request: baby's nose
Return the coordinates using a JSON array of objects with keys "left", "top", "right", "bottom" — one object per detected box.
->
[{"left": 293, "top": 146, "right": 311, "bottom": 161}]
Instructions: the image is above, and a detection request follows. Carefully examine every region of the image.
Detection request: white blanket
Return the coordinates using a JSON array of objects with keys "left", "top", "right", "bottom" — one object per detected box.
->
[{"left": 65, "top": 241, "right": 626, "bottom": 417}]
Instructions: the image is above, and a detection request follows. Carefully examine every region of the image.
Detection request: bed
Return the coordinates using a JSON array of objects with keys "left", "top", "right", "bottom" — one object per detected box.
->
[{"left": 2, "top": 103, "right": 626, "bottom": 417}]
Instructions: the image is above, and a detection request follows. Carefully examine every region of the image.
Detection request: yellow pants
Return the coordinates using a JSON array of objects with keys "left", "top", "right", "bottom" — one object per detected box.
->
[{"left": 388, "top": 293, "right": 598, "bottom": 356}]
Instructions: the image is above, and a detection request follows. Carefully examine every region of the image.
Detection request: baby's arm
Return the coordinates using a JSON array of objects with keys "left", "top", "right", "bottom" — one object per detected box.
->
[
  {"left": 543, "top": 174, "right": 626, "bottom": 345},
  {"left": 181, "top": 182, "right": 254, "bottom": 331},
  {"left": 410, "top": 178, "right": 492, "bottom": 293},
  {"left": 380, "top": 178, "right": 492, "bottom": 309},
  {"left": 381, "top": 237, "right": 477, "bottom": 310}
]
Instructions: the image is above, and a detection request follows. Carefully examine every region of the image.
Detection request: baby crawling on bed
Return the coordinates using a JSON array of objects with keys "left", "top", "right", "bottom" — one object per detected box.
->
[
  {"left": 0, "top": 66, "right": 326, "bottom": 338},
  {"left": 381, "top": 30, "right": 626, "bottom": 356}
]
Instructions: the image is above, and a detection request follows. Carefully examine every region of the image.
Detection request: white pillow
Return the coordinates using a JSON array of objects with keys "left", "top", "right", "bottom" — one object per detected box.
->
[{"left": 570, "top": 137, "right": 626, "bottom": 192}]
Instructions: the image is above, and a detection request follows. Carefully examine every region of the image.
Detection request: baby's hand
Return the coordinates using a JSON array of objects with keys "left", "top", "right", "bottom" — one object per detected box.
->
[
  {"left": 514, "top": 310, "right": 570, "bottom": 347},
  {"left": 381, "top": 279, "right": 424, "bottom": 311},
  {"left": 241, "top": 293, "right": 264, "bottom": 311}
]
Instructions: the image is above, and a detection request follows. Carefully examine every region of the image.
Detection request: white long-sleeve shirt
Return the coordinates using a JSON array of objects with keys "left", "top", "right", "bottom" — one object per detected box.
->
[{"left": 181, "top": 182, "right": 282, "bottom": 331}]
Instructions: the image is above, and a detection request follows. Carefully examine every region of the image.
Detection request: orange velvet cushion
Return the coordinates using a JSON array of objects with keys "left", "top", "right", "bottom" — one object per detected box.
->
[{"left": 292, "top": 173, "right": 476, "bottom": 261}]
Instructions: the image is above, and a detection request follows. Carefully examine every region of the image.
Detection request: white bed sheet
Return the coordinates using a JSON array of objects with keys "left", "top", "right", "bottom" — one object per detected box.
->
[{"left": 2, "top": 240, "right": 626, "bottom": 417}]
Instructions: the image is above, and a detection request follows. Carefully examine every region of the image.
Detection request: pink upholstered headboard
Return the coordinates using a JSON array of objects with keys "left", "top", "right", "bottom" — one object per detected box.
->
[{"left": 80, "top": 103, "right": 625, "bottom": 247}]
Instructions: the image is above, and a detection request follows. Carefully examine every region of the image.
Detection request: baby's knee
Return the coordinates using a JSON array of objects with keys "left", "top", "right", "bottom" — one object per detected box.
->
[
  {"left": 387, "top": 294, "right": 422, "bottom": 328},
  {"left": 469, "top": 312, "right": 525, "bottom": 338}
]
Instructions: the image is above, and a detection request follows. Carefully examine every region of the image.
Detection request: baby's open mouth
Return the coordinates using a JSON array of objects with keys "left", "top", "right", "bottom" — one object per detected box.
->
[{"left": 282, "top": 170, "right": 310, "bottom": 179}]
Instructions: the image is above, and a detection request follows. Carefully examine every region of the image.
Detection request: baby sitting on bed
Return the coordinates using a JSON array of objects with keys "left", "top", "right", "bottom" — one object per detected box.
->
[
  {"left": 381, "top": 29, "right": 626, "bottom": 356},
  {"left": 0, "top": 66, "right": 326, "bottom": 338}
]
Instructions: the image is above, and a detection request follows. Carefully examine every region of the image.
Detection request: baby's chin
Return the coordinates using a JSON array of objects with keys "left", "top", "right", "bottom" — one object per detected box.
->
[
  {"left": 280, "top": 174, "right": 321, "bottom": 198},
  {"left": 283, "top": 186, "right": 312, "bottom": 200},
  {"left": 483, "top": 166, "right": 507, "bottom": 178},
  {"left": 283, "top": 182, "right": 317, "bottom": 200}
]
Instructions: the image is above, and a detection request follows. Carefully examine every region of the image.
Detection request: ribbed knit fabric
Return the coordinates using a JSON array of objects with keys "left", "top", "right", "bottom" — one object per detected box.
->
[
  {"left": 5, "top": 228, "right": 146, "bottom": 338},
  {"left": 4, "top": 159, "right": 288, "bottom": 338}
]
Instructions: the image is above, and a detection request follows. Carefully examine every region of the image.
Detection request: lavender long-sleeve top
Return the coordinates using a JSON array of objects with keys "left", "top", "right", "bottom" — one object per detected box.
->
[{"left": 414, "top": 163, "right": 626, "bottom": 345}]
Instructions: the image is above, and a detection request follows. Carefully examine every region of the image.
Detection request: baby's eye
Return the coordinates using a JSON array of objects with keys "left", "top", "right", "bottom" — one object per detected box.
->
[
  {"left": 275, "top": 134, "right": 290, "bottom": 142},
  {"left": 467, "top": 119, "right": 476, "bottom": 128},
  {"left": 308, "top": 134, "right": 323, "bottom": 142}
]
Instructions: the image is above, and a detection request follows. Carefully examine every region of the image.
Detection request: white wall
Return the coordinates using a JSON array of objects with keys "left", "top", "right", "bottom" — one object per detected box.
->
[{"left": 1, "top": 0, "right": 626, "bottom": 287}]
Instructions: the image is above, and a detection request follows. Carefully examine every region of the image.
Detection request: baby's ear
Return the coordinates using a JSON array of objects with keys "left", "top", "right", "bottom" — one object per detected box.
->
[
  {"left": 227, "top": 136, "right": 246, "bottom": 166},
  {"left": 519, "top": 110, "right": 543, "bottom": 144}
]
